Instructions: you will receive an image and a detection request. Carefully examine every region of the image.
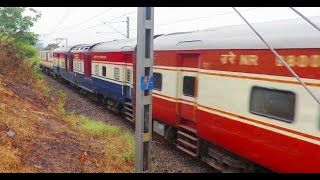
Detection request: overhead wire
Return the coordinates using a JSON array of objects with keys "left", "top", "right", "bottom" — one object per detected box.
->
[
  {"left": 48, "top": 8, "right": 72, "bottom": 35},
  {"left": 48, "top": 7, "right": 114, "bottom": 37},
  {"left": 233, "top": 7, "right": 320, "bottom": 104},
  {"left": 64, "top": 10, "right": 136, "bottom": 39}
]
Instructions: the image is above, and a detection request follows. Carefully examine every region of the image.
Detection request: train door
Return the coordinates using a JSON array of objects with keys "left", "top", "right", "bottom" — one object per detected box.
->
[
  {"left": 64, "top": 54, "right": 68, "bottom": 72},
  {"left": 123, "top": 52, "right": 133, "bottom": 99},
  {"left": 54, "top": 53, "right": 60, "bottom": 74},
  {"left": 176, "top": 53, "right": 200, "bottom": 156},
  {"left": 84, "top": 54, "right": 92, "bottom": 78},
  {"left": 177, "top": 53, "right": 199, "bottom": 128},
  {"left": 69, "top": 54, "right": 73, "bottom": 72}
]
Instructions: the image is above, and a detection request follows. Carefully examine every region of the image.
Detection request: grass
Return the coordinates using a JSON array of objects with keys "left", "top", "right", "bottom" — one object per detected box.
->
[
  {"left": 0, "top": 39, "right": 135, "bottom": 172},
  {"left": 0, "top": 86, "right": 44, "bottom": 172},
  {"left": 0, "top": 146, "right": 24, "bottom": 173},
  {"left": 47, "top": 84, "right": 135, "bottom": 172},
  {"left": 65, "top": 115, "right": 135, "bottom": 172},
  {"left": 0, "top": 76, "right": 135, "bottom": 172}
]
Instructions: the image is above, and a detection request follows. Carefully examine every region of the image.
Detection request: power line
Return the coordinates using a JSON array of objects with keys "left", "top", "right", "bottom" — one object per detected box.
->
[
  {"left": 63, "top": 10, "right": 136, "bottom": 39},
  {"left": 48, "top": 7, "right": 114, "bottom": 37},
  {"left": 88, "top": 10, "right": 136, "bottom": 29},
  {"left": 49, "top": 8, "right": 72, "bottom": 35},
  {"left": 290, "top": 7, "right": 320, "bottom": 31},
  {"left": 128, "top": 7, "right": 260, "bottom": 33},
  {"left": 100, "top": 20, "right": 128, "bottom": 38},
  {"left": 233, "top": 7, "right": 320, "bottom": 104},
  {"left": 54, "top": 8, "right": 263, "bottom": 43},
  {"left": 74, "top": 7, "right": 113, "bottom": 26},
  {"left": 156, "top": 7, "right": 260, "bottom": 27}
]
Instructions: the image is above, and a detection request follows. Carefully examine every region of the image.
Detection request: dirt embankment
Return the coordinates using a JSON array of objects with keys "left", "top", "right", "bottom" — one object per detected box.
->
[{"left": 0, "top": 40, "right": 134, "bottom": 173}]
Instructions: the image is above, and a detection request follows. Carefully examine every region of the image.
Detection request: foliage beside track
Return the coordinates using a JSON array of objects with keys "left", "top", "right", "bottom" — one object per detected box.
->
[
  {"left": 0, "top": 38, "right": 135, "bottom": 172},
  {"left": 51, "top": 86, "right": 135, "bottom": 172}
]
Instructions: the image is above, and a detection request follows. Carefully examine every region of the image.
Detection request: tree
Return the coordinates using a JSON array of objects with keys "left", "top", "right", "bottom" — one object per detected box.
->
[
  {"left": 45, "top": 43, "right": 60, "bottom": 50},
  {"left": 0, "top": 7, "right": 41, "bottom": 46}
]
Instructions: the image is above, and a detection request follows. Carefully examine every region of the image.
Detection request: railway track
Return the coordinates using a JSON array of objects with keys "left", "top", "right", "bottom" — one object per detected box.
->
[
  {"left": 43, "top": 71, "right": 272, "bottom": 173},
  {"left": 43, "top": 73, "right": 217, "bottom": 173}
]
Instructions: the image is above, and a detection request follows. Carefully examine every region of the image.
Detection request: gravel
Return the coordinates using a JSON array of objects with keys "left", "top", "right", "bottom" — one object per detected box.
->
[{"left": 45, "top": 75, "right": 217, "bottom": 173}]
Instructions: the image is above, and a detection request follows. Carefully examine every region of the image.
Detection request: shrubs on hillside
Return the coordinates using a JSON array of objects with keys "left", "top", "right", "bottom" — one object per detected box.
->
[{"left": 0, "top": 35, "right": 41, "bottom": 86}]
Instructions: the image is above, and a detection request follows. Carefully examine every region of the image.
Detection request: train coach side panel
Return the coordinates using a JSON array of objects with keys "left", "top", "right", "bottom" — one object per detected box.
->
[
  {"left": 195, "top": 49, "right": 320, "bottom": 172},
  {"left": 90, "top": 52, "right": 130, "bottom": 103}
]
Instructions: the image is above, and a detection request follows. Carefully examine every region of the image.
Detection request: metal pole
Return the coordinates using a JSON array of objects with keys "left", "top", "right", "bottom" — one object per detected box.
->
[
  {"left": 135, "top": 7, "right": 154, "bottom": 173},
  {"left": 127, "top": 17, "right": 130, "bottom": 39},
  {"left": 233, "top": 7, "right": 320, "bottom": 104},
  {"left": 289, "top": 7, "right": 320, "bottom": 32}
]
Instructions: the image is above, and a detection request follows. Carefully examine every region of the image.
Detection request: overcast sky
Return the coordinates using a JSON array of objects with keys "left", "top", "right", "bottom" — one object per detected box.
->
[{"left": 30, "top": 7, "right": 320, "bottom": 47}]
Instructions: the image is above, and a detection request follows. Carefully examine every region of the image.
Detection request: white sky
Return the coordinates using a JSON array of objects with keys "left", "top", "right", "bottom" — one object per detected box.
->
[{"left": 30, "top": 7, "right": 320, "bottom": 47}]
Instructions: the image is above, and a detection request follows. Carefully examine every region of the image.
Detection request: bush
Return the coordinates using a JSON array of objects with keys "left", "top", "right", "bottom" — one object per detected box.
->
[{"left": 14, "top": 42, "right": 38, "bottom": 59}]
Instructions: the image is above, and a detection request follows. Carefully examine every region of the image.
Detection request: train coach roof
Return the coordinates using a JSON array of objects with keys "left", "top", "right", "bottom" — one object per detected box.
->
[
  {"left": 154, "top": 17, "right": 320, "bottom": 50},
  {"left": 90, "top": 38, "right": 137, "bottom": 52},
  {"left": 53, "top": 45, "right": 78, "bottom": 53},
  {"left": 70, "top": 44, "right": 96, "bottom": 52}
]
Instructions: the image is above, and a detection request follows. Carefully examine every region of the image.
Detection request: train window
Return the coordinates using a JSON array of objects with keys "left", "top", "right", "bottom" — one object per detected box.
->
[
  {"left": 102, "top": 66, "right": 106, "bottom": 77},
  {"left": 126, "top": 69, "right": 131, "bottom": 83},
  {"left": 95, "top": 65, "right": 99, "bottom": 75},
  {"left": 153, "top": 73, "right": 162, "bottom": 91},
  {"left": 183, "top": 76, "right": 196, "bottom": 97},
  {"left": 114, "top": 67, "right": 120, "bottom": 80},
  {"left": 42, "top": 52, "right": 46, "bottom": 59},
  {"left": 250, "top": 86, "right": 295, "bottom": 123}
]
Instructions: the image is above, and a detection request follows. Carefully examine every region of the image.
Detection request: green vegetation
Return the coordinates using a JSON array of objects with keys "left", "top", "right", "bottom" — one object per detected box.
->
[
  {"left": 0, "top": 7, "right": 41, "bottom": 46},
  {"left": 0, "top": 7, "right": 41, "bottom": 71},
  {"left": 69, "top": 115, "right": 135, "bottom": 172},
  {"left": 0, "top": 7, "right": 135, "bottom": 173}
]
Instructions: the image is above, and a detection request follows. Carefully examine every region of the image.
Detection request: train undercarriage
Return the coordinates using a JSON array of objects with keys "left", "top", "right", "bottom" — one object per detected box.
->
[{"left": 41, "top": 68, "right": 271, "bottom": 173}]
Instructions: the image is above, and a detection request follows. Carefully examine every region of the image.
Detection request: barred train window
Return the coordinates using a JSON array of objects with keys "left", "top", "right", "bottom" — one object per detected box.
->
[
  {"left": 183, "top": 76, "right": 196, "bottom": 97},
  {"left": 114, "top": 68, "right": 120, "bottom": 80},
  {"left": 95, "top": 65, "right": 99, "bottom": 75},
  {"left": 250, "top": 86, "right": 295, "bottom": 123},
  {"left": 153, "top": 73, "right": 162, "bottom": 91},
  {"left": 126, "top": 69, "right": 131, "bottom": 83},
  {"left": 102, "top": 66, "right": 106, "bottom": 77}
]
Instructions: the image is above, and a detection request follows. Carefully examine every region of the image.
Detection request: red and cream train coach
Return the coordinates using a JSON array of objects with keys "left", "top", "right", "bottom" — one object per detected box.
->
[{"left": 151, "top": 17, "right": 320, "bottom": 172}]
